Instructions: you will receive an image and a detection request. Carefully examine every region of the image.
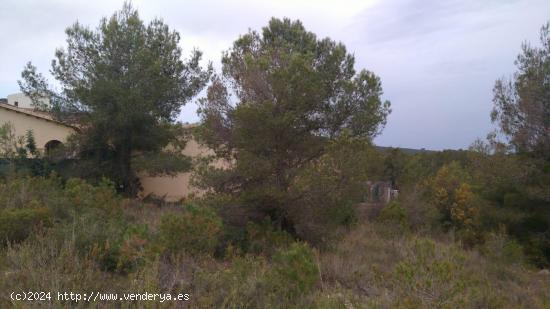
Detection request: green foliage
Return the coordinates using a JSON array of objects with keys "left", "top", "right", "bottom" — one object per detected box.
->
[
  {"left": 192, "top": 254, "right": 273, "bottom": 308},
  {"left": 64, "top": 208, "right": 149, "bottom": 274},
  {"left": 289, "top": 133, "right": 376, "bottom": 245},
  {"left": 428, "top": 162, "right": 479, "bottom": 229},
  {"left": 0, "top": 122, "right": 40, "bottom": 159},
  {"left": 485, "top": 21, "right": 550, "bottom": 264},
  {"left": 378, "top": 201, "right": 408, "bottom": 228},
  {"left": 159, "top": 203, "right": 223, "bottom": 256},
  {"left": 245, "top": 218, "right": 294, "bottom": 256},
  {"left": 19, "top": 3, "right": 211, "bottom": 195},
  {"left": 25, "top": 129, "right": 38, "bottom": 157},
  {"left": 0, "top": 122, "right": 17, "bottom": 158},
  {"left": 423, "top": 162, "right": 487, "bottom": 248},
  {"left": 0, "top": 207, "right": 52, "bottom": 245},
  {"left": 63, "top": 177, "right": 120, "bottom": 213},
  {"left": 321, "top": 223, "right": 550, "bottom": 309},
  {"left": 268, "top": 243, "right": 320, "bottom": 299},
  {"left": 399, "top": 150, "right": 470, "bottom": 187},
  {"left": 196, "top": 17, "right": 390, "bottom": 237},
  {"left": 89, "top": 230, "right": 149, "bottom": 274},
  {"left": 1, "top": 232, "right": 166, "bottom": 308},
  {"left": 491, "top": 22, "right": 550, "bottom": 157},
  {"left": 481, "top": 232, "right": 526, "bottom": 266},
  {"left": 383, "top": 148, "right": 408, "bottom": 188},
  {"left": 0, "top": 175, "right": 149, "bottom": 274},
  {"left": 44, "top": 178, "right": 126, "bottom": 272},
  {"left": 131, "top": 149, "right": 192, "bottom": 177},
  {"left": 466, "top": 149, "right": 550, "bottom": 266},
  {"left": 0, "top": 123, "right": 55, "bottom": 178},
  {"left": 2, "top": 16, "right": 549, "bottom": 307},
  {"left": 387, "top": 142, "right": 549, "bottom": 265},
  {"left": 193, "top": 243, "right": 320, "bottom": 308},
  {"left": 393, "top": 239, "right": 470, "bottom": 307},
  {"left": 0, "top": 175, "right": 63, "bottom": 211},
  {"left": 0, "top": 174, "right": 548, "bottom": 308}
]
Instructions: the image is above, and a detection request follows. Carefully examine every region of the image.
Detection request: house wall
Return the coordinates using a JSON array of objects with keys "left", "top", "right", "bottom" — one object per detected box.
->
[
  {"left": 7, "top": 92, "right": 49, "bottom": 109},
  {"left": 0, "top": 106, "right": 74, "bottom": 151},
  {"left": 1, "top": 103, "right": 218, "bottom": 201},
  {"left": 139, "top": 138, "right": 226, "bottom": 202}
]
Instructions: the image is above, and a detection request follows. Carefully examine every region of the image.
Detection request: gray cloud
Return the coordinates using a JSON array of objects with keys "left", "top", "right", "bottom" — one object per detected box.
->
[
  {"left": 342, "top": 0, "right": 549, "bottom": 149},
  {"left": 352, "top": 0, "right": 509, "bottom": 46}
]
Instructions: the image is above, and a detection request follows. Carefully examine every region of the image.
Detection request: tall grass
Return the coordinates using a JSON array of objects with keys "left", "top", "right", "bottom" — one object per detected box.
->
[{"left": 1, "top": 176, "right": 549, "bottom": 308}]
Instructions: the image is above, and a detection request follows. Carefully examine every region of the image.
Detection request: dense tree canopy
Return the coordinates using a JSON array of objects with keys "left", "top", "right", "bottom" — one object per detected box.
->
[
  {"left": 492, "top": 22, "right": 550, "bottom": 158},
  {"left": 19, "top": 3, "right": 210, "bottom": 195},
  {"left": 196, "top": 18, "right": 390, "bottom": 233}
]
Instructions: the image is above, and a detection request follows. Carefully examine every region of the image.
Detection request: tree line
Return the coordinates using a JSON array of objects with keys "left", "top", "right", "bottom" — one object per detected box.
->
[{"left": 9, "top": 2, "right": 550, "bottom": 266}]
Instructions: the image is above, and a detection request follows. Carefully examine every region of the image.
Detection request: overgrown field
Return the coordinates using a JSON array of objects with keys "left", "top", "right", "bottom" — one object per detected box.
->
[
  {"left": 1, "top": 175, "right": 548, "bottom": 308},
  {"left": 1, "top": 7, "right": 549, "bottom": 308}
]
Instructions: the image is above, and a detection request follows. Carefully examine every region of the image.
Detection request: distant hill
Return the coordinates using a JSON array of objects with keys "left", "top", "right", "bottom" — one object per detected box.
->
[
  {"left": 375, "top": 146, "right": 472, "bottom": 155},
  {"left": 375, "top": 146, "right": 436, "bottom": 155}
]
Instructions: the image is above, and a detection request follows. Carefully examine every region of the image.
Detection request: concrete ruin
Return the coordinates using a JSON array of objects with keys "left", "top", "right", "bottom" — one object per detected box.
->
[{"left": 364, "top": 180, "right": 399, "bottom": 204}]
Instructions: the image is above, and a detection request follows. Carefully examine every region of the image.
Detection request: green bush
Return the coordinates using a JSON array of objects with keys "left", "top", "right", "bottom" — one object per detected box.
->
[
  {"left": 192, "top": 255, "right": 267, "bottom": 308},
  {"left": 0, "top": 232, "right": 164, "bottom": 308},
  {"left": 246, "top": 218, "right": 294, "bottom": 256},
  {"left": 0, "top": 175, "right": 144, "bottom": 274},
  {"left": 0, "top": 175, "right": 62, "bottom": 210},
  {"left": 192, "top": 243, "right": 320, "bottom": 308},
  {"left": 0, "top": 206, "right": 52, "bottom": 245},
  {"left": 159, "top": 203, "right": 223, "bottom": 256},
  {"left": 63, "top": 177, "right": 120, "bottom": 213},
  {"left": 378, "top": 200, "right": 408, "bottom": 228},
  {"left": 392, "top": 239, "right": 470, "bottom": 307},
  {"left": 268, "top": 242, "right": 320, "bottom": 299},
  {"left": 76, "top": 218, "right": 149, "bottom": 274}
]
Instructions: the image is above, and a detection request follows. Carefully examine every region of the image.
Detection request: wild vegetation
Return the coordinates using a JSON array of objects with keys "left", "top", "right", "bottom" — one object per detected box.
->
[
  {"left": 19, "top": 3, "right": 211, "bottom": 196},
  {"left": 1, "top": 3, "right": 549, "bottom": 308}
]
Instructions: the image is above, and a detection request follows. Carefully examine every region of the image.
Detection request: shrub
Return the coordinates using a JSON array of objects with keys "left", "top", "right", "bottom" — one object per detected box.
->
[
  {"left": 192, "top": 254, "right": 269, "bottom": 308},
  {"left": 288, "top": 135, "right": 372, "bottom": 247},
  {"left": 428, "top": 162, "right": 485, "bottom": 247},
  {"left": 159, "top": 203, "right": 223, "bottom": 256},
  {"left": 84, "top": 221, "right": 150, "bottom": 274},
  {"left": 0, "top": 206, "right": 52, "bottom": 245},
  {"left": 117, "top": 224, "right": 150, "bottom": 271},
  {"left": 1, "top": 235, "right": 106, "bottom": 308},
  {"left": 378, "top": 200, "right": 408, "bottom": 228},
  {"left": 192, "top": 243, "right": 320, "bottom": 308},
  {"left": 0, "top": 175, "right": 62, "bottom": 210},
  {"left": 320, "top": 222, "right": 550, "bottom": 308},
  {"left": 429, "top": 163, "right": 469, "bottom": 221},
  {"left": 0, "top": 175, "right": 156, "bottom": 277},
  {"left": 392, "top": 239, "right": 470, "bottom": 307},
  {"left": 481, "top": 232, "right": 525, "bottom": 268},
  {"left": 246, "top": 218, "right": 294, "bottom": 256},
  {"left": 63, "top": 177, "right": 120, "bottom": 213},
  {"left": 0, "top": 175, "right": 140, "bottom": 273},
  {"left": 0, "top": 233, "right": 164, "bottom": 308},
  {"left": 268, "top": 243, "right": 320, "bottom": 300}
]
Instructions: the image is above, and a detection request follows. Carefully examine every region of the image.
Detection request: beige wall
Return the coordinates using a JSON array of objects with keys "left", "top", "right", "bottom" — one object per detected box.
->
[
  {"left": 139, "top": 138, "right": 225, "bottom": 202},
  {"left": 0, "top": 106, "right": 75, "bottom": 151},
  {"left": 7, "top": 92, "right": 50, "bottom": 109},
  {"left": 1, "top": 105, "right": 217, "bottom": 201}
]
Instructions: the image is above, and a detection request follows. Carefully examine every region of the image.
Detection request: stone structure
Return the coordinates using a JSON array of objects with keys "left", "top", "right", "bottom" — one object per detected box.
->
[{"left": 364, "top": 180, "right": 398, "bottom": 204}]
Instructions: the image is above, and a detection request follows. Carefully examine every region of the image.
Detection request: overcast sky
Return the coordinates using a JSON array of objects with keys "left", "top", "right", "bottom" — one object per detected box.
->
[{"left": 1, "top": 0, "right": 548, "bottom": 150}]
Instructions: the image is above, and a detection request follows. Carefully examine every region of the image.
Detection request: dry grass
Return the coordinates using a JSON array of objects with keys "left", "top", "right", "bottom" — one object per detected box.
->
[
  {"left": 1, "top": 176, "right": 549, "bottom": 308},
  {"left": 318, "top": 223, "right": 550, "bottom": 308}
]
